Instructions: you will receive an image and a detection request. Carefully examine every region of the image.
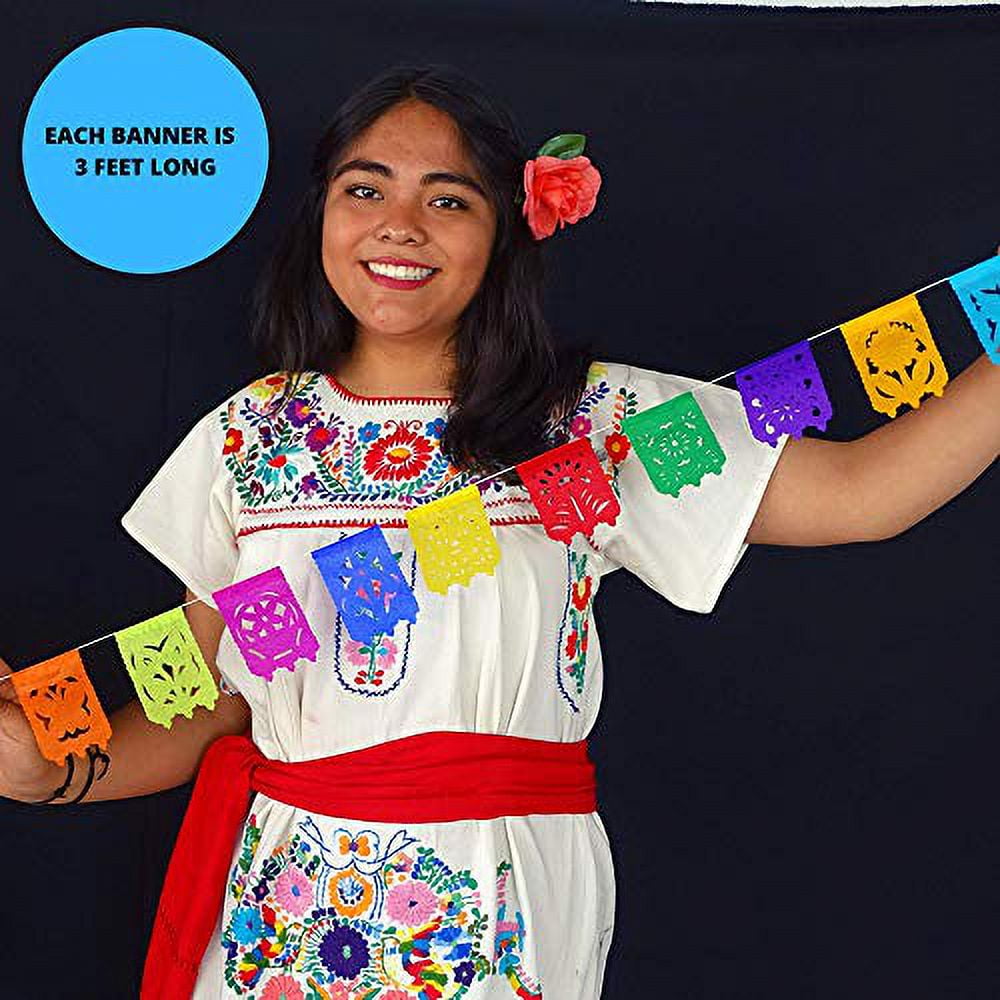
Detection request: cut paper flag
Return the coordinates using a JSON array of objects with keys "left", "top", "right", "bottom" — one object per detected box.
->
[
  {"left": 735, "top": 340, "right": 833, "bottom": 445},
  {"left": 516, "top": 436, "right": 620, "bottom": 543},
  {"left": 621, "top": 390, "right": 727, "bottom": 497},
  {"left": 113, "top": 607, "right": 219, "bottom": 728},
  {"left": 10, "top": 650, "right": 112, "bottom": 764},
  {"left": 311, "top": 525, "right": 419, "bottom": 644},
  {"left": 406, "top": 484, "right": 502, "bottom": 594},
  {"left": 213, "top": 566, "right": 320, "bottom": 682},
  {"left": 947, "top": 255, "right": 1000, "bottom": 364},
  {"left": 840, "top": 294, "right": 949, "bottom": 417}
]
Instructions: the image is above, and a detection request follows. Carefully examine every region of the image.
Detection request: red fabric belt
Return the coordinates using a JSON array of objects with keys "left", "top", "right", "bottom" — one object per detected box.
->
[{"left": 140, "top": 729, "right": 597, "bottom": 999}]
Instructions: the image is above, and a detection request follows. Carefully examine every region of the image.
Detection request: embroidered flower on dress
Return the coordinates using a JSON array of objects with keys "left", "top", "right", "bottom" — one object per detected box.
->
[
  {"left": 222, "top": 817, "right": 490, "bottom": 997},
  {"left": 344, "top": 636, "right": 397, "bottom": 669},
  {"left": 565, "top": 631, "right": 578, "bottom": 659},
  {"left": 274, "top": 865, "right": 314, "bottom": 917},
  {"left": 605, "top": 431, "right": 631, "bottom": 464},
  {"left": 571, "top": 575, "right": 593, "bottom": 611},
  {"left": 249, "top": 374, "right": 287, "bottom": 401},
  {"left": 587, "top": 361, "right": 608, "bottom": 385},
  {"left": 318, "top": 924, "right": 370, "bottom": 979},
  {"left": 328, "top": 869, "right": 375, "bottom": 917},
  {"left": 386, "top": 878, "right": 439, "bottom": 926},
  {"left": 260, "top": 973, "right": 305, "bottom": 1000},
  {"left": 570, "top": 414, "right": 592, "bottom": 438},
  {"left": 344, "top": 633, "right": 398, "bottom": 689},
  {"left": 305, "top": 423, "right": 338, "bottom": 452},
  {"left": 285, "top": 398, "right": 315, "bottom": 427},
  {"left": 362, "top": 420, "right": 434, "bottom": 481},
  {"left": 231, "top": 904, "right": 266, "bottom": 945},
  {"left": 431, "top": 923, "right": 472, "bottom": 962},
  {"left": 222, "top": 373, "right": 473, "bottom": 509},
  {"left": 223, "top": 427, "right": 244, "bottom": 454},
  {"left": 258, "top": 445, "right": 302, "bottom": 485},
  {"left": 454, "top": 960, "right": 476, "bottom": 986},
  {"left": 358, "top": 420, "right": 381, "bottom": 442},
  {"left": 557, "top": 549, "right": 594, "bottom": 712}
]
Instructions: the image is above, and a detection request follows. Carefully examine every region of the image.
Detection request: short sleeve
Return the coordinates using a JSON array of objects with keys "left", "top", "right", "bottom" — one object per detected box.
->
[
  {"left": 120, "top": 405, "right": 240, "bottom": 611},
  {"left": 591, "top": 363, "right": 789, "bottom": 614}
]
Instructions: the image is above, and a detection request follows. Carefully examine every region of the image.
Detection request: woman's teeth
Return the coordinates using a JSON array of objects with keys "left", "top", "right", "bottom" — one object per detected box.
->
[{"left": 366, "top": 262, "right": 436, "bottom": 281}]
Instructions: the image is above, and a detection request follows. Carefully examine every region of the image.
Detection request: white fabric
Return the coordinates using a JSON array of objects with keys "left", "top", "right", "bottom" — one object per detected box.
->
[{"left": 120, "top": 360, "right": 787, "bottom": 998}]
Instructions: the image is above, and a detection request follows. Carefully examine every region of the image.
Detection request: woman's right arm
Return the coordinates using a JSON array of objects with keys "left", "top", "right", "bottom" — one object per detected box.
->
[{"left": 0, "top": 588, "right": 250, "bottom": 805}]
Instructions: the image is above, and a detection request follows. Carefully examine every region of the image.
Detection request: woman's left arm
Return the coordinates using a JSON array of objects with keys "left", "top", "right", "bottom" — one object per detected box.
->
[{"left": 746, "top": 351, "right": 1000, "bottom": 546}]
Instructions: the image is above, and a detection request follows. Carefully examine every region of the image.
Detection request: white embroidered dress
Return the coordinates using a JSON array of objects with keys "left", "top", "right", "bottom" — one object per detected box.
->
[{"left": 120, "top": 360, "right": 788, "bottom": 999}]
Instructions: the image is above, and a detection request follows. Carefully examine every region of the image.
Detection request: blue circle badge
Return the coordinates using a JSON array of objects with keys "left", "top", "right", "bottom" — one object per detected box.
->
[{"left": 22, "top": 27, "right": 269, "bottom": 274}]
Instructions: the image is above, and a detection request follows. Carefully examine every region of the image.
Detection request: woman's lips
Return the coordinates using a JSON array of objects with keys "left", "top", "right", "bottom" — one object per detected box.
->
[{"left": 360, "top": 261, "right": 439, "bottom": 290}]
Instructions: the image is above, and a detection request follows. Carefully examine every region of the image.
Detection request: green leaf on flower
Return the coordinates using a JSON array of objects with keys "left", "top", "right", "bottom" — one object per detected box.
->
[{"left": 536, "top": 133, "right": 586, "bottom": 159}]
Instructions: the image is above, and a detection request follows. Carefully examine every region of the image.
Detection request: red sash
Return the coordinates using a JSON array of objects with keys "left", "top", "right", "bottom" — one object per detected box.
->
[{"left": 140, "top": 729, "right": 597, "bottom": 998}]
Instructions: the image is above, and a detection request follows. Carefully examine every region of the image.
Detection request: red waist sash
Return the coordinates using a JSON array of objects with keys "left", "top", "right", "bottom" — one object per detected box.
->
[{"left": 140, "top": 729, "right": 597, "bottom": 999}]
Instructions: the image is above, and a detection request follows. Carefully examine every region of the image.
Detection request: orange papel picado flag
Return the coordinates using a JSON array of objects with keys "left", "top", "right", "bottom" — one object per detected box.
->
[
  {"left": 406, "top": 484, "right": 502, "bottom": 594},
  {"left": 10, "top": 649, "right": 112, "bottom": 764},
  {"left": 840, "top": 294, "right": 949, "bottom": 417}
]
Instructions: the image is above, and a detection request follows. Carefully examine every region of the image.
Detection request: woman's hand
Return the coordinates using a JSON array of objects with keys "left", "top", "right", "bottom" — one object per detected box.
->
[{"left": 0, "top": 655, "right": 65, "bottom": 802}]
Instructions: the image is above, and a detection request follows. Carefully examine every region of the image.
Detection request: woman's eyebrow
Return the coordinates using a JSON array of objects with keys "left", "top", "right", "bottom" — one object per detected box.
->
[{"left": 330, "top": 158, "right": 487, "bottom": 199}]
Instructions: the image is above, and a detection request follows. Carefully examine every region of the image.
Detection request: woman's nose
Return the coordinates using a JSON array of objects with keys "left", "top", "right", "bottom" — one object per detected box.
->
[
  {"left": 378, "top": 225, "right": 420, "bottom": 244},
  {"left": 375, "top": 200, "right": 426, "bottom": 244}
]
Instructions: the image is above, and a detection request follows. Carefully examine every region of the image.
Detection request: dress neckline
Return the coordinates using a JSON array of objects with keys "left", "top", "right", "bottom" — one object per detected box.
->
[{"left": 321, "top": 372, "right": 453, "bottom": 406}]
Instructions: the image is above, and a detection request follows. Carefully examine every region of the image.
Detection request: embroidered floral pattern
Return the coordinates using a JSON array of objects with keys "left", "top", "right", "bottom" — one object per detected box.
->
[
  {"left": 555, "top": 548, "right": 594, "bottom": 713},
  {"left": 569, "top": 367, "right": 638, "bottom": 503},
  {"left": 222, "top": 814, "right": 492, "bottom": 998},
  {"left": 363, "top": 420, "right": 435, "bottom": 481},
  {"left": 332, "top": 551, "right": 418, "bottom": 697},
  {"left": 493, "top": 860, "right": 543, "bottom": 998},
  {"left": 220, "top": 373, "right": 470, "bottom": 508}
]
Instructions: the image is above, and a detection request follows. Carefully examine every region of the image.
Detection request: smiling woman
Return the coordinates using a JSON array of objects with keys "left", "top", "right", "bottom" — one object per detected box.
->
[
  {"left": 103, "top": 64, "right": 797, "bottom": 1000},
  {"left": 249, "top": 72, "right": 595, "bottom": 481},
  {"left": 7, "top": 58, "right": 993, "bottom": 1000}
]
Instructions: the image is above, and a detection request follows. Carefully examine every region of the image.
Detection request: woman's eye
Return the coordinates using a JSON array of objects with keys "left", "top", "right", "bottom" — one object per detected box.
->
[
  {"left": 344, "top": 186, "right": 466, "bottom": 211},
  {"left": 346, "top": 185, "right": 381, "bottom": 200},
  {"left": 431, "top": 195, "right": 467, "bottom": 211}
]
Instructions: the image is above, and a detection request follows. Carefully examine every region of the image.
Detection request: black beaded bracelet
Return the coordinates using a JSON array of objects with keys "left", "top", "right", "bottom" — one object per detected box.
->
[
  {"left": 34, "top": 755, "right": 76, "bottom": 804},
  {"left": 33, "top": 745, "right": 110, "bottom": 805}
]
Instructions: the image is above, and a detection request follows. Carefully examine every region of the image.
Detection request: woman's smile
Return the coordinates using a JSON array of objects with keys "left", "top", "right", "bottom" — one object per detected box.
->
[{"left": 361, "top": 255, "right": 441, "bottom": 290}]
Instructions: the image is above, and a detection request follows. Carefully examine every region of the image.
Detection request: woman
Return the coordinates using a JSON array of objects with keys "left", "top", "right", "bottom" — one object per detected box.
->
[{"left": 1, "top": 64, "right": 997, "bottom": 999}]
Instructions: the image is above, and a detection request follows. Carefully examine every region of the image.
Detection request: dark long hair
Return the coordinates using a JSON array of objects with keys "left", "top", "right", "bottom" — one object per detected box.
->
[{"left": 249, "top": 63, "right": 594, "bottom": 478}]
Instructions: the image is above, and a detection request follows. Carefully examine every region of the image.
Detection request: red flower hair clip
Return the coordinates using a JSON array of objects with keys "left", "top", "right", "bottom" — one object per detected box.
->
[{"left": 520, "top": 133, "right": 602, "bottom": 241}]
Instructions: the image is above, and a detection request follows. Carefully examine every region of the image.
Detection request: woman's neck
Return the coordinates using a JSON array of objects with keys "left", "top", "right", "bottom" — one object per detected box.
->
[{"left": 330, "top": 335, "right": 456, "bottom": 398}]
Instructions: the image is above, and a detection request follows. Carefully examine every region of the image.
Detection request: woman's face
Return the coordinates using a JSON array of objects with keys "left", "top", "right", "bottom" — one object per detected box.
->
[{"left": 322, "top": 99, "right": 498, "bottom": 348}]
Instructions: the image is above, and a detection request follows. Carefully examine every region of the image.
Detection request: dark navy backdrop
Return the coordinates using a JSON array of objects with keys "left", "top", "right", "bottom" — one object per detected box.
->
[{"left": 2, "top": 2, "right": 998, "bottom": 996}]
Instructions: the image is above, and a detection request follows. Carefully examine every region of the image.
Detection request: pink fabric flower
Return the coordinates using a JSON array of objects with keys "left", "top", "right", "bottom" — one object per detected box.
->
[
  {"left": 570, "top": 414, "right": 592, "bottom": 438},
  {"left": 344, "top": 639, "right": 370, "bottom": 667},
  {"left": 260, "top": 974, "right": 305, "bottom": 1000},
  {"left": 522, "top": 155, "right": 602, "bottom": 240},
  {"left": 344, "top": 636, "right": 398, "bottom": 670},
  {"left": 386, "top": 878, "right": 439, "bottom": 926},
  {"left": 377, "top": 636, "right": 398, "bottom": 669},
  {"left": 274, "top": 865, "right": 314, "bottom": 917}
]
